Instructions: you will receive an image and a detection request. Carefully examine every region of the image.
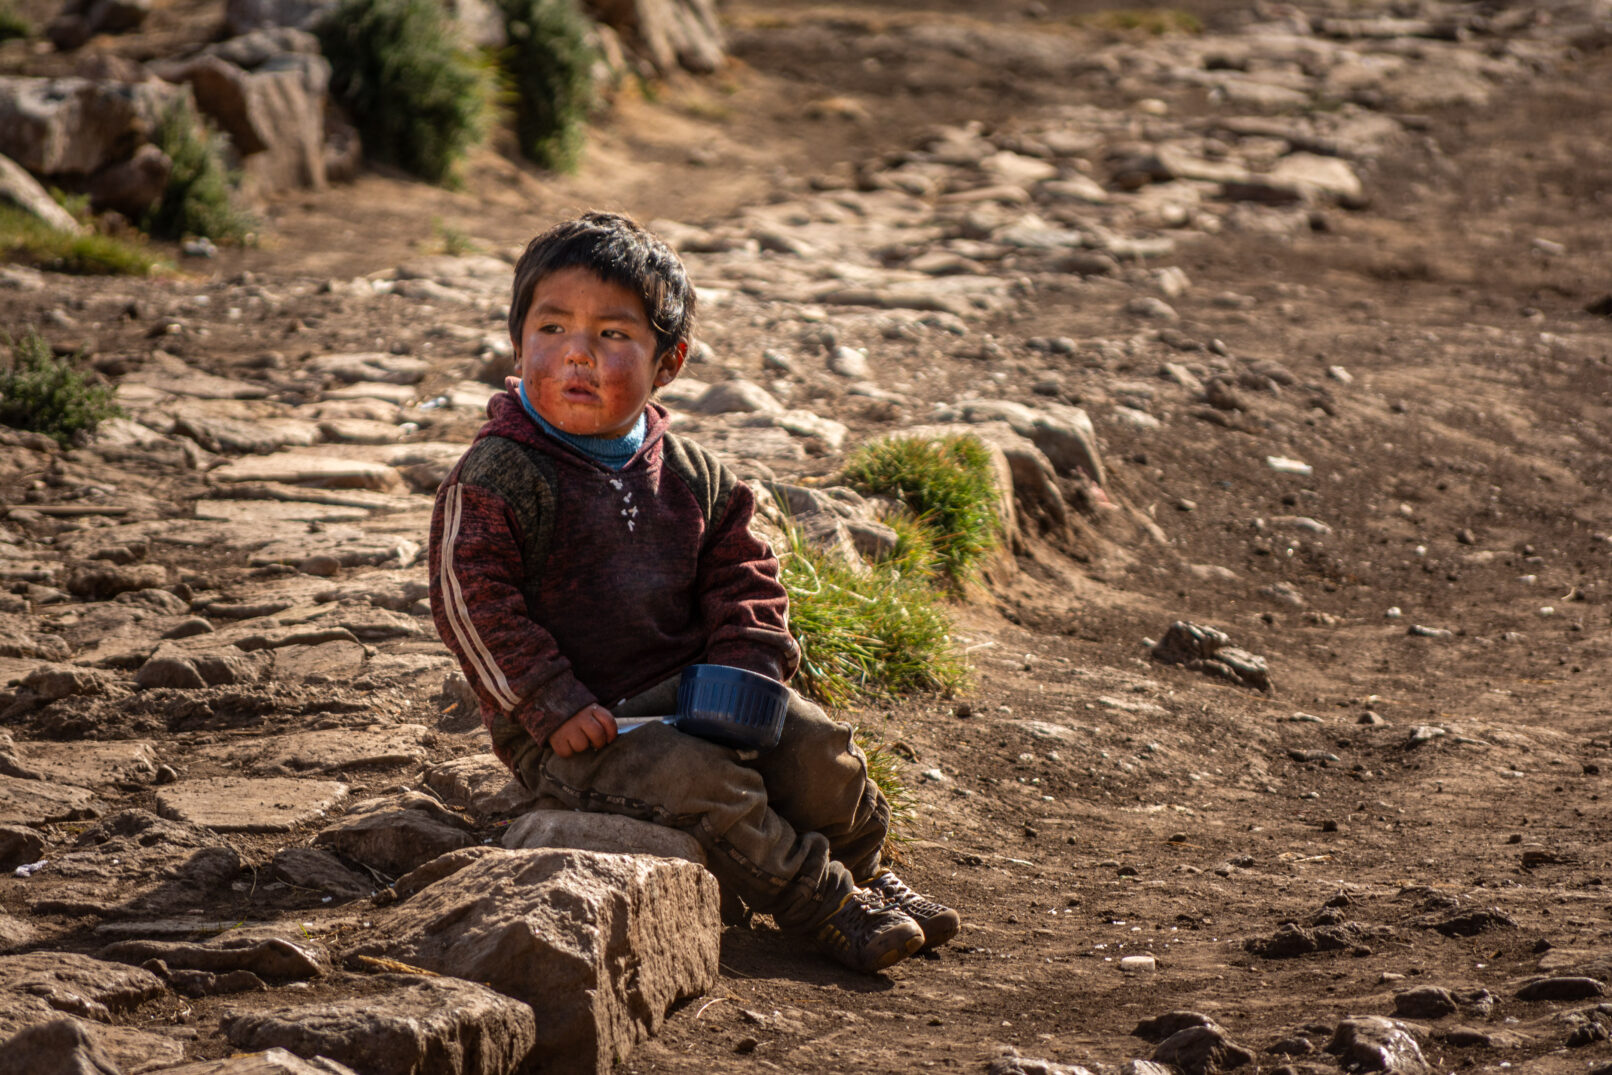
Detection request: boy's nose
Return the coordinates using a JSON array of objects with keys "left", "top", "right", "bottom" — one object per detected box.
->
[{"left": 562, "top": 335, "right": 596, "bottom": 364}]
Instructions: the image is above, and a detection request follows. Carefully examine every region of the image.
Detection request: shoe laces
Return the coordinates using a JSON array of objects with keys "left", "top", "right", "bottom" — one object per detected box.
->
[{"left": 866, "top": 872, "right": 948, "bottom": 917}]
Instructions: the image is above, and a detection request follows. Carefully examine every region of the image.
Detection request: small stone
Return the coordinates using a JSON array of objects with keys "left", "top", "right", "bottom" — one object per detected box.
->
[
  {"left": 1125, "top": 296, "right": 1179, "bottom": 321},
  {"left": 298, "top": 554, "right": 342, "bottom": 577},
  {"left": 1393, "top": 985, "right": 1456, "bottom": 1018},
  {"left": 827, "top": 346, "right": 869, "bottom": 378}
]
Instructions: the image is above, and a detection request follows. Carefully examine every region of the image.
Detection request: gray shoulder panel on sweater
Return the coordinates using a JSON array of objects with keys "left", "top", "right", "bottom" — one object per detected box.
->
[
  {"left": 456, "top": 436, "right": 558, "bottom": 575},
  {"left": 660, "top": 431, "right": 738, "bottom": 536}
]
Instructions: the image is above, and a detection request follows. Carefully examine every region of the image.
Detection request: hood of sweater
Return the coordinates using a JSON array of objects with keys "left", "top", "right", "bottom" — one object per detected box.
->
[{"left": 474, "top": 389, "right": 671, "bottom": 469}]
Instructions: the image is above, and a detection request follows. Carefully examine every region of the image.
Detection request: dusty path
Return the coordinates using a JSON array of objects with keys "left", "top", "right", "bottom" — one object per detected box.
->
[{"left": 2, "top": 2, "right": 1611, "bottom": 1073}]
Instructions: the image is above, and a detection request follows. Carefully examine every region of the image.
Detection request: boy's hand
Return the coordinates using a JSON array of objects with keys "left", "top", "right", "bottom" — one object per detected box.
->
[{"left": 548, "top": 703, "right": 617, "bottom": 758}]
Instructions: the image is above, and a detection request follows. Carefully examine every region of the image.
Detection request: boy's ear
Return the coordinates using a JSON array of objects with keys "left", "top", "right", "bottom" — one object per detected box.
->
[{"left": 653, "top": 340, "right": 688, "bottom": 388}]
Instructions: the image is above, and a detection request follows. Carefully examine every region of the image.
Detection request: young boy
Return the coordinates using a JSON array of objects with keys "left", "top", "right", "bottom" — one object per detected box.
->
[{"left": 427, "top": 211, "right": 959, "bottom": 974}]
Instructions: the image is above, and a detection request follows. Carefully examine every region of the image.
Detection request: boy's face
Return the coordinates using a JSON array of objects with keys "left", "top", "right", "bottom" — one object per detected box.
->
[{"left": 514, "top": 266, "right": 685, "bottom": 439}]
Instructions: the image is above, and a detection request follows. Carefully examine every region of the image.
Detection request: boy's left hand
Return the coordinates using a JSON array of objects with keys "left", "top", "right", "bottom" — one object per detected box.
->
[{"left": 548, "top": 703, "right": 618, "bottom": 758}]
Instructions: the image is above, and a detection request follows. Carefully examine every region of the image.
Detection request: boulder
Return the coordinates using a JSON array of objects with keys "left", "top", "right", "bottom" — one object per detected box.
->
[
  {"left": 1326, "top": 1017, "right": 1430, "bottom": 1075},
  {"left": 1153, "top": 1025, "right": 1255, "bottom": 1075},
  {"left": 0, "top": 153, "right": 83, "bottom": 233},
  {"left": 0, "top": 952, "right": 165, "bottom": 1037},
  {"left": 47, "top": 0, "right": 151, "bottom": 51},
  {"left": 0, "top": 76, "right": 182, "bottom": 178},
  {"left": 351, "top": 848, "right": 720, "bottom": 1073},
  {"left": 930, "top": 398, "right": 1105, "bottom": 485},
  {"left": 0, "top": 1016, "right": 151, "bottom": 1075},
  {"left": 685, "top": 379, "right": 783, "bottom": 415},
  {"left": 590, "top": 0, "right": 725, "bottom": 75},
  {"left": 223, "top": 975, "right": 536, "bottom": 1075},
  {"left": 159, "top": 51, "right": 329, "bottom": 196}
]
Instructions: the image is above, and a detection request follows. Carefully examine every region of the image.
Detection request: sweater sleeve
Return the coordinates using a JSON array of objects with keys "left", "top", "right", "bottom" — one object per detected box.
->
[
  {"left": 429, "top": 477, "right": 598, "bottom": 749},
  {"left": 695, "top": 478, "right": 802, "bottom": 683}
]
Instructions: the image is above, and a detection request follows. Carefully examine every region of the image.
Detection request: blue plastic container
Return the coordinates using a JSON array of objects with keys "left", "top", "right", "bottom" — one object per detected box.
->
[{"left": 675, "top": 664, "right": 789, "bottom": 750}]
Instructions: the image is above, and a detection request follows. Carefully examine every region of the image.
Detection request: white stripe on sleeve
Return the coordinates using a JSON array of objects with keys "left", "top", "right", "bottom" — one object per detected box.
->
[{"left": 441, "top": 484, "right": 521, "bottom": 710}]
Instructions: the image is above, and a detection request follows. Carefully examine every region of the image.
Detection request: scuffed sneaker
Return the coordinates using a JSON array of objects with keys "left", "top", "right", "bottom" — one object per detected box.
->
[
  {"left": 811, "top": 887, "right": 925, "bottom": 974},
  {"left": 863, "top": 871, "right": 961, "bottom": 951}
]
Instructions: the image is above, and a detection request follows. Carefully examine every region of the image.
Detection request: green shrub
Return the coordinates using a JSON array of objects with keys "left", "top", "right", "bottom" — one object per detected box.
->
[
  {"left": 317, "top": 0, "right": 496, "bottom": 183},
  {"left": 0, "top": 0, "right": 31, "bottom": 41},
  {"left": 0, "top": 204, "right": 167, "bottom": 276},
  {"left": 496, "top": 0, "right": 596, "bottom": 171},
  {"left": 781, "top": 526, "right": 966, "bottom": 709},
  {"left": 143, "top": 98, "right": 255, "bottom": 243},
  {"left": 841, "top": 435, "right": 1002, "bottom": 583},
  {"left": 0, "top": 332, "right": 122, "bottom": 445}
]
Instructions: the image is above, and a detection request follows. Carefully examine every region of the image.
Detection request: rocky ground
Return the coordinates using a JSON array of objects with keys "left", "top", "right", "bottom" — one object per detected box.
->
[{"left": 2, "top": 1, "right": 1612, "bottom": 1073}]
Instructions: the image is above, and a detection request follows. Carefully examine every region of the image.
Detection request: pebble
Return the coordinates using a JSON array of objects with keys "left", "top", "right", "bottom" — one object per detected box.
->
[
  {"left": 828, "top": 346, "right": 870, "bottom": 378},
  {"left": 1265, "top": 456, "right": 1313, "bottom": 475},
  {"left": 1124, "top": 296, "right": 1179, "bottom": 321}
]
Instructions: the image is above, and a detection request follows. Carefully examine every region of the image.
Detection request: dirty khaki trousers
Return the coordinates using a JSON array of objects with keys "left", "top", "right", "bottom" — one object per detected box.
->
[{"left": 518, "top": 675, "right": 889, "bottom": 933}]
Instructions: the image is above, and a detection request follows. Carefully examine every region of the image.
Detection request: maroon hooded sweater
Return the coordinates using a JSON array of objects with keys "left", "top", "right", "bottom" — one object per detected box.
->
[{"left": 428, "top": 392, "right": 801, "bottom": 770}]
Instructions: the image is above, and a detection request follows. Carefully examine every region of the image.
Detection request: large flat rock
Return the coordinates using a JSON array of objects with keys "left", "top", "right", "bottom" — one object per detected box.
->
[
  {"left": 222, "top": 975, "right": 535, "bottom": 1075},
  {"left": 194, "top": 499, "right": 376, "bottom": 525},
  {"left": 13, "top": 740, "right": 160, "bottom": 789},
  {"left": 247, "top": 527, "right": 421, "bottom": 570},
  {"left": 351, "top": 848, "right": 720, "bottom": 1074},
  {"left": 154, "top": 777, "right": 349, "bottom": 833},
  {"left": 194, "top": 726, "right": 432, "bottom": 775},
  {"left": 272, "top": 640, "right": 368, "bottom": 683},
  {"left": 0, "top": 775, "right": 100, "bottom": 826},
  {"left": 210, "top": 454, "right": 404, "bottom": 492}
]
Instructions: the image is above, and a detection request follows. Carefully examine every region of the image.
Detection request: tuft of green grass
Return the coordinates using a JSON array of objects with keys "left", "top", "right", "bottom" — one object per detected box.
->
[
  {"left": 317, "top": 0, "right": 496, "bottom": 184},
  {"left": 0, "top": 204, "right": 167, "bottom": 275},
  {"left": 841, "top": 434, "right": 1002, "bottom": 583},
  {"left": 1074, "top": 8, "right": 1203, "bottom": 35},
  {"left": 496, "top": 0, "right": 596, "bottom": 172},
  {"left": 780, "top": 526, "right": 966, "bottom": 709},
  {"left": 143, "top": 98, "right": 256, "bottom": 243},
  {"left": 856, "top": 729, "right": 916, "bottom": 857},
  {"left": 430, "top": 216, "right": 476, "bottom": 255},
  {"left": 0, "top": 0, "right": 31, "bottom": 41},
  {"left": 0, "top": 331, "right": 123, "bottom": 445},
  {"left": 875, "top": 506, "right": 942, "bottom": 582}
]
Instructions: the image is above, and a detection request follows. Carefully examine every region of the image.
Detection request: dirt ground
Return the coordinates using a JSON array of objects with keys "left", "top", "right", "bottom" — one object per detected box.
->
[{"left": 4, "top": 1, "right": 1612, "bottom": 1073}]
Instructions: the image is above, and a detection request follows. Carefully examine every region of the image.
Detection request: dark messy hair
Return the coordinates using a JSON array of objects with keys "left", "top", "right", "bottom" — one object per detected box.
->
[{"left": 508, "top": 211, "right": 695, "bottom": 359}]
